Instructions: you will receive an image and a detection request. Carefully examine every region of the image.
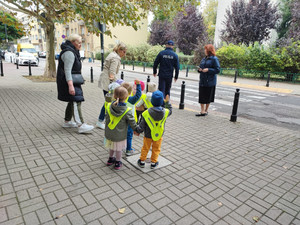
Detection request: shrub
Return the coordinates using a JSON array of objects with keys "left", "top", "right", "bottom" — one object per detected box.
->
[
  {"left": 146, "top": 45, "right": 164, "bottom": 62},
  {"left": 95, "top": 51, "right": 110, "bottom": 60},
  {"left": 216, "top": 43, "right": 247, "bottom": 69}
]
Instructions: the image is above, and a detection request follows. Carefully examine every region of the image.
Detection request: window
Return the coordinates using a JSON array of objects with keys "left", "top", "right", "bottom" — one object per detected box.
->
[
  {"left": 36, "top": 35, "right": 38, "bottom": 40},
  {"left": 81, "top": 27, "right": 85, "bottom": 35},
  {"left": 71, "top": 29, "right": 73, "bottom": 34},
  {"left": 66, "top": 29, "right": 69, "bottom": 36},
  {"left": 82, "top": 43, "right": 85, "bottom": 51},
  {"left": 87, "top": 43, "right": 90, "bottom": 51},
  {"left": 75, "top": 28, "right": 77, "bottom": 34}
]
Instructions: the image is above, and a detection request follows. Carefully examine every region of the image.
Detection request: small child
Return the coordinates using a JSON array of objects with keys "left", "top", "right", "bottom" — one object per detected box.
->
[
  {"left": 136, "top": 82, "right": 157, "bottom": 119},
  {"left": 135, "top": 90, "right": 172, "bottom": 169},
  {"left": 105, "top": 86, "right": 137, "bottom": 170},
  {"left": 121, "top": 80, "right": 142, "bottom": 156}
]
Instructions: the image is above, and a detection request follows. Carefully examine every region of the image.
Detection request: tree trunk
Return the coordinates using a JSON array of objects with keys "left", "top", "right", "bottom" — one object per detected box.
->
[{"left": 43, "top": 22, "right": 56, "bottom": 78}]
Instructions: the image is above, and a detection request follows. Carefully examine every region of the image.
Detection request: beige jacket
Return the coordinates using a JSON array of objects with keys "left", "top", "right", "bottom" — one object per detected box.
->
[{"left": 98, "top": 51, "right": 121, "bottom": 91}]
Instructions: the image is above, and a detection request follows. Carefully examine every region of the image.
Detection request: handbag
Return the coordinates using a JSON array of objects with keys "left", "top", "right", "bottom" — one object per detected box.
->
[{"left": 72, "top": 74, "right": 84, "bottom": 85}]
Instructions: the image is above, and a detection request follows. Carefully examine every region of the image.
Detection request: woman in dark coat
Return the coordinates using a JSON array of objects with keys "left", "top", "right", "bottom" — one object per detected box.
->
[
  {"left": 196, "top": 44, "right": 220, "bottom": 117},
  {"left": 56, "top": 34, "right": 94, "bottom": 133}
]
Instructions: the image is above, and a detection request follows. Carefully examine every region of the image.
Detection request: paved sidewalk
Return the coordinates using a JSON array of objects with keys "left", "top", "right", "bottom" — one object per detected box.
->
[{"left": 0, "top": 62, "right": 300, "bottom": 225}]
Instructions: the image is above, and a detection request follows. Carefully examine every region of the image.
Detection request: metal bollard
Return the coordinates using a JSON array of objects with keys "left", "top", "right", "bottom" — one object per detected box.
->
[
  {"left": 0, "top": 60, "right": 3, "bottom": 76},
  {"left": 234, "top": 70, "right": 238, "bottom": 83},
  {"left": 123, "top": 62, "right": 125, "bottom": 69},
  {"left": 90, "top": 67, "right": 93, "bottom": 83},
  {"left": 186, "top": 66, "right": 189, "bottom": 77},
  {"left": 143, "top": 63, "right": 146, "bottom": 72},
  {"left": 179, "top": 81, "right": 186, "bottom": 110},
  {"left": 230, "top": 88, "right": 240, "bottom": 122},
  {"left": 121, "top": 71, "right": 124, "bottom": 80},
  {"left": 146, "top": 75, "right": 150, "bottom": 92},
  {"left": 132, "top": 61, "right": 134, "bottom": 70},
  {"left": 266, "top": 71, "right": 270, "bottom": 87},
  {"left": 16, "top": 60, "right": 19, "bottom": 69},
  {"left": 28, "top": 60, "right": 32, "bottom": 76},
  {"left": 10, "top": 56, "right": 12, "bottom": 63}
]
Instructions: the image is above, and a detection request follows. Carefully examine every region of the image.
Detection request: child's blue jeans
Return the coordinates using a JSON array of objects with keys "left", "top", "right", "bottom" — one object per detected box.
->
[{"left": 127, "top": 125, "right": 133, "bottom": 150}]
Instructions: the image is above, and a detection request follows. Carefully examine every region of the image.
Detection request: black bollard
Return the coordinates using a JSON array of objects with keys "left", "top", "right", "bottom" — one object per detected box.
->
[
  {"left": 143, "top": 63, "right": 146, "bottom": 72},
  {"left": 0, "top": 60, "right": 3, "bottom": 76},
  {"left": 132, "top": 61, "right": 134, "bottom": 70},
  {"left": 123, "top": 62, "right": 125, "bottom": 69},
  {"left": 179, "top": 81, "right": 186, "bottom": 110},
  {"left": 10, "top": 56, "right": 12, "bottom": 63},
  {"left": 16, "top": 60, "right": 19, "bottom": 69},
  {"left": 90, "top": 67, "right": 94, "bottom": 83},
  {"left": 266, "top": 71, "right": 270, "bottom": 87},
  {"left": 230, "top": 89, "right": 240, "bottom": 122},
  {"left": 234, "top": 70, "right": 238, "bottom": 83},
  {"left": 186, "top": 66, "right": 189, "bottom": 77},
  {"left": 28, "top": 60, "right": 32, "bottom": 76},
  {"left": 146, "top": 75, "right": 150, "bottom": 92},
  {"left": 121, "top": 71, "right": 124, "bottom": 80}
]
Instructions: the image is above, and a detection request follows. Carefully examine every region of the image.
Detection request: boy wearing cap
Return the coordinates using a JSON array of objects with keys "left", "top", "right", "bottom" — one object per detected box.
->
[
  {"left": 135, "top": 90, "right": 172, "bottom": 169},
  {"left": 153, "top": 40, "right": 179, "bottom": 100}
]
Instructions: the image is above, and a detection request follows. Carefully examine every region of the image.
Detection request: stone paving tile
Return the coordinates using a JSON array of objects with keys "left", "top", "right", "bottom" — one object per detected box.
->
[{"left": 0, "top": 68, "right": 300, "bottom": 224}]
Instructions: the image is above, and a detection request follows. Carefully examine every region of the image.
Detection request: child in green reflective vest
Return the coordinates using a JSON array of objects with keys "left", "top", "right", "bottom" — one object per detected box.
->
[
  {"left": 134, "top": 90, "right": 172, "bottom": 169},
  {"left": 136, "top": 82, "right": 157, "bottom": 121},
  {"left": 105, "top": 86, "right": 137, "bottom": 170}
]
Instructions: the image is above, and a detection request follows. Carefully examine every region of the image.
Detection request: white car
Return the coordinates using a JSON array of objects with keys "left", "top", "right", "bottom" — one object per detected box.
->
[
  {"left": 14, "top": 52, "right": 39, "bottom": 66},
  {"left": 39, "top": 51, "right": 46, "bottom": 58}
]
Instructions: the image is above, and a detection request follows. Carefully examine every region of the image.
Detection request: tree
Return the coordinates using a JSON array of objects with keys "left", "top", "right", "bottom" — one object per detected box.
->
[
  {"left": 0, "top": 0, "right": 199, "bottom": 78},
  {"left": 220, "top": 0, "right": 279, "bottom": 46},
  {"left": 148, "top": 19, "right": 174, "bottom": 46},
  {"left": 276, "top": 0, "right": 293, "bottom": 39},
  {"left": 286, "top": 0, "right": 300, "bottom": 40},
  {"left": 173, "top": 4, "right": 208, "bottom": 55},
  {"left": 0, "top": 10, "right": 25, "bottom": 44},
  {"left": 202, "top": 0, "right": 218, "bottom": 41}
]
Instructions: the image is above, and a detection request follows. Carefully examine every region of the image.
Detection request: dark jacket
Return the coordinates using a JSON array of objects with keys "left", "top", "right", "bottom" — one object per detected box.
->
[
  {"left": 153, "top": 48, "right": 179, "bottom": 79},
  {"left": 56, "top": 40, "right": 84, "bottom": 102},
  {"left": 105, "top": 102, "right": 137, "bottom": 142},
  {"left": 136, "top": 102, "right": 172, "bottom": 139},
  {"left": 198, "top": 56, "right": 220, "bottom": 87}
]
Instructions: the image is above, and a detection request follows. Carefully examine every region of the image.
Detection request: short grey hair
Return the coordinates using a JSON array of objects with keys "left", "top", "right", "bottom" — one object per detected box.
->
[{"left": 67, "top": 34, "right": 82, "bottom": 42}]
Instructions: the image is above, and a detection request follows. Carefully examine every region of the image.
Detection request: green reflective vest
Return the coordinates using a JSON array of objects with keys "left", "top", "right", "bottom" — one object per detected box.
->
[
  {"left": 125, "top": 96, "right": 138, "bottom": 122},
  {"left": 142, "top": 109, "right": 169, "bottom": 141},
  {"left": 140, "top": 93, "right": 153, "bottom": 108},
  {"left": 106, "top": 103, "right": 131, "bottom": 130}
]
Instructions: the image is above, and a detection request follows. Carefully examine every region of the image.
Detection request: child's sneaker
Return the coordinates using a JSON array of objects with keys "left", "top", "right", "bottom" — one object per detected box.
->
[
  {"left": 137, "top": 159, "right": 145, "bottom": 168},
  {"left": 62, "top": 121, "right": 78, "bottom": 128},
  {"left": 114, "top": 161, "right": 123, "bottom": 170},
  {"left": 107, "top": 157, "right": 116, "bottom": 166},
  {"left": 125, "top": 149, "right": 135, "bottom": 156},
  {"left": 151, "top": 162, "right": 159, "bottom": 169}
]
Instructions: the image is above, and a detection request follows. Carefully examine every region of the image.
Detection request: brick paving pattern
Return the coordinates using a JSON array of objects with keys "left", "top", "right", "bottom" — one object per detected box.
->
[{"left": 0, "top": 62, "right": 300, "bottom": 224}]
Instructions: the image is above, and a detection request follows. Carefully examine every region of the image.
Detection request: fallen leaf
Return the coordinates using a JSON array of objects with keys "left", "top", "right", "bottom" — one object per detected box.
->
[
  {"left": 283, "top": 166, "right": 288, "bottom": 169},
  {"left": 218, "top": 202, "right": 223, "bottom": 206},
  {"left": 256, "top": 138, "right": 260, "bottom": 141},
  {"left": 39, "top": 188, "right": 43, "bottom": 191},
  {"left": 55, "top": 214, "right": 64, "bottom": 219},
  {"left": 253, "top": 216, "right": 259, "bottom": 222},
  {"left": 119, "top": 208, "right": 125, "bottom": 214},
  {"left": 262, "top": 158, "right": 266, "bottom": 162}
]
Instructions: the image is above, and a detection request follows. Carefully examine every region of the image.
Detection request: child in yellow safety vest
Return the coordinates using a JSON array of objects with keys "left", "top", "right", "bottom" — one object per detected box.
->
[
  {"left": 121, "top": 80, "right": 143, "bottom": 156},
  {"left": 136, "top": 82, "right": 157, "bottom": 121},
  {"left": 105, "top": 86, "right": 137, "bottom": 170},
  {"left": 134, "top": 90, "right": 172, "bottom": 169}
]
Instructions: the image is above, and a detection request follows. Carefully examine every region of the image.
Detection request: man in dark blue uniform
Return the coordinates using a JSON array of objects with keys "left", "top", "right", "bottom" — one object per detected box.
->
[{"left": 153, "top": 40, "right": 179, "bottom": 100}]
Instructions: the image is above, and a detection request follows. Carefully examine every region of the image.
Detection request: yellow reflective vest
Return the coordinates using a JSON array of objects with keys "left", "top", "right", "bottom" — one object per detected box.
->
[
  {"left": 142, "top": 109, "right": 169, "bottom": 141},
  {"left": 125, "top": 96, "right": 138, "bottom": 122},
  {"left": 140, "top": 93, "right": 153, "bottom": 109},
  {"left": 106, "top": 103, "right": 131, "bottom": 130}
]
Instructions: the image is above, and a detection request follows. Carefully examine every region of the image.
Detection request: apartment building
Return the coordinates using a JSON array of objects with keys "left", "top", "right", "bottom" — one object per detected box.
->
[{"left": 18, "top": 15, "right": 148, "bottom": 58}]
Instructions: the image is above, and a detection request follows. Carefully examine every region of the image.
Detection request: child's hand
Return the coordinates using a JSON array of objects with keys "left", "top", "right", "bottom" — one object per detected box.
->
[
  {"left": 134, "top": 131, "right": 140, "bottom": 136},
  {"left": 164, "top": 94, "right": 170, "bottom": 102},
  {"left": 134, "top": 79, "right": 140, "bottom": 85}
]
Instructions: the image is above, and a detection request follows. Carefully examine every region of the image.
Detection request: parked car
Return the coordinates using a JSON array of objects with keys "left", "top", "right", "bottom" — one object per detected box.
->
[
  {"left": 14, "top": 52, "right": 39, "bottom": 66},
  {"left": 38, "top": 51, "right": 46, "bottom": 58}
]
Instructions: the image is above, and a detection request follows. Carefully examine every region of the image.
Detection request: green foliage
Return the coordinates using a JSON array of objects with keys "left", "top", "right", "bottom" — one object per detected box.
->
[
  {"left": 124, "top": 43, "right": 151, "bottom": 61},
  {"left": 0, "top": 10, "right": 25, "bottom": 43},
  {"left": 271, "top": 41, "right": 300, "bottom": 73},
  {"left": 146, "top": 45, "right": 164, "bottom": 62},
  {"left": 216, "top": 43, "right": 247, "bottom": 69},
  {"left": 95, "top": 51, "right": 110, "bottom": 60},
  {"left": 245, "top": 42, "right": 273, "bottom": 71},
  {"left": 177, "top": 52, "right": 194, "bottom": 65},
  {"left": 202, "top": 0, "right": 218, "bottom": 41},
  {"left": 276, "top": 0, "right": 292, "bottom": 39}
]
